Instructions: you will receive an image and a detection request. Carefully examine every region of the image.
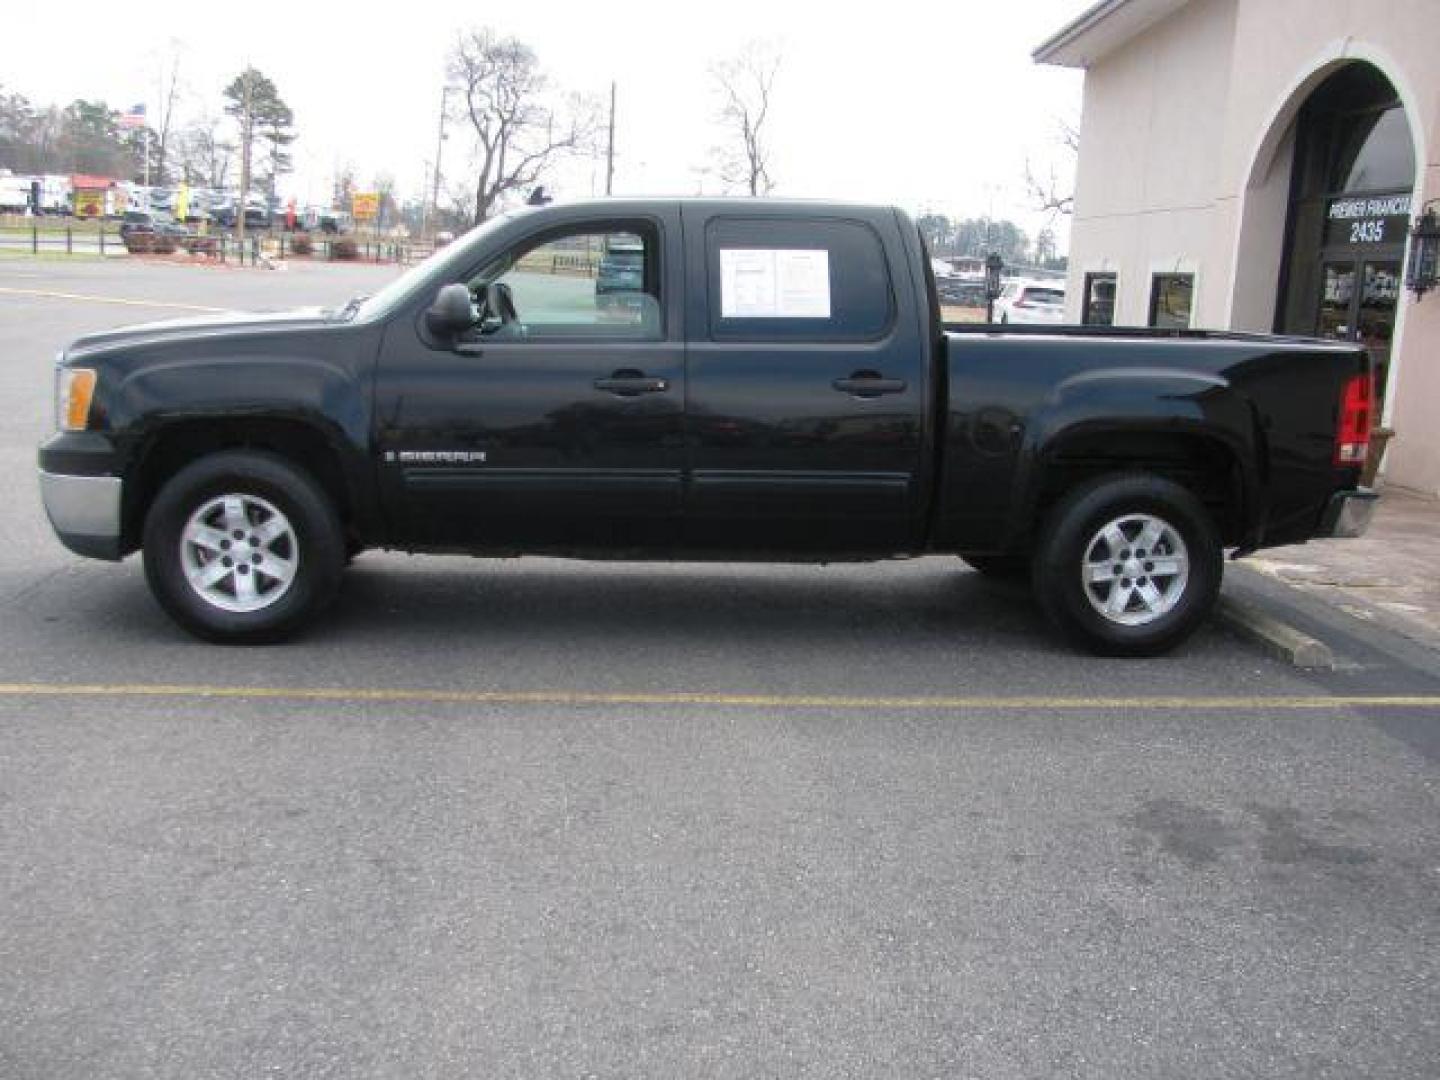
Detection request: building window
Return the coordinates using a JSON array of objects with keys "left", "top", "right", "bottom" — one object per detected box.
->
[
  {"left": 1082, "top": 273, "right": 1117, "bottom": 325},
  {"left": 1332, "top": 105, "right": 1415, "bottom": 195},
  {"left": 1149, "top": 273, "right": 1194, "bottom": 329}
]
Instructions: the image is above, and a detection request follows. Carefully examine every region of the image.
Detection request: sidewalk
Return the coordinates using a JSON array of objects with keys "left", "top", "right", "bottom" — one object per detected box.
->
[{"left": 1242, "top": 485, "right": 1440, "bottom": 652}]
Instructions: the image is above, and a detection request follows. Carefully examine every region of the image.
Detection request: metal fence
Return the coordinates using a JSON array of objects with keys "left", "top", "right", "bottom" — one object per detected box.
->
[
  {"left": 0, "top": 216, "right": 437, "bottom": 266},
  {"left": 269, "top": 235, "right": 439, "bottom": 265},
  {"left": 0, "top": 219, "right": 124, "bottom": 255}
]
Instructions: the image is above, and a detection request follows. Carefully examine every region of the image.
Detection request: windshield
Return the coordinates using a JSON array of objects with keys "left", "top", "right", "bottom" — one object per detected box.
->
[{"left": 347, "top": 211, "right": 524, "bottom": 322}]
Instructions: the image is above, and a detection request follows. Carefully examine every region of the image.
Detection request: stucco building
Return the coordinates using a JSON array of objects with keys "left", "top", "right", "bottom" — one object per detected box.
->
[{"left": 1037, "top": 0, "right": 1440, "bottom": 494}]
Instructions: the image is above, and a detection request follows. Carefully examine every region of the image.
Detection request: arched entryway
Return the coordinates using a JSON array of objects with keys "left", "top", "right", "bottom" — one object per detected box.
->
[
  {"left": 1231, "top": 59, "right": 1417, "bottom": 421},
  {"left": 1275, "top": 63, "right": 1415, "bottom": 413}
]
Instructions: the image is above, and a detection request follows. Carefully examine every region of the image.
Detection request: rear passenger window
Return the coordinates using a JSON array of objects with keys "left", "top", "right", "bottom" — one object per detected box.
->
[{"left": 706, "top": 217, "right": 893, "bottom": 342}]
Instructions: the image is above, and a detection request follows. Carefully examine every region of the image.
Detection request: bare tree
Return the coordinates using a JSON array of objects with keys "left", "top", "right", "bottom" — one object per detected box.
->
[
  {"left": 332, "top": 162, "right": 357, "bottom": 211},
  {"left": 1025, "top": 119, "right": 1079, "bottom": 219},
  {"left": 373, "top": 171, "right": 398, "bottom": 228},
  {"left": 446, "top": 28, "right": 598, "bottom": 224},
  {"left": 710, "top": 43, "right": 781, "bottom": 196},
  {"left": 152, "top": 42, "right": 183, "bottom": 184},
  {"left": 175, "top": 114, "right": 234, "bottom": 187}
]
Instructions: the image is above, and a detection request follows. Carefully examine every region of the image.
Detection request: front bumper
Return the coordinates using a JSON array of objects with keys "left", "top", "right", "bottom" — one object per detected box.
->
[
  {"left": 1317, "top": 487, "right": 1378, "bottom": 539},
  {"left": 39, "top": 470, "right": 124, "bottom": 560}
]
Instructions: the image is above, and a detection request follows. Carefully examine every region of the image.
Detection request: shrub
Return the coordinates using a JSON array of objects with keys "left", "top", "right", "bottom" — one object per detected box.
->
[
  {"left": 330, "top": 237, "right": 359, "bottom": 261},
  {"left": 290, "top": 233, "right": 314, "bottom": 256}
]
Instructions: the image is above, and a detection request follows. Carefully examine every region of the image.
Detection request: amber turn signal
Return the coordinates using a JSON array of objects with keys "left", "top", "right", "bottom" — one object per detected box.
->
[{"left": 58, "top": 368, "right": 97, "bottom": 432}]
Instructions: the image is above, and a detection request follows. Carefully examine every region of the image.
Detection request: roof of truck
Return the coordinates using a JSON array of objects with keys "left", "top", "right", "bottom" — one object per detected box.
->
[{"left": 529, "top": 196, "right": 904, "bottom": 217}]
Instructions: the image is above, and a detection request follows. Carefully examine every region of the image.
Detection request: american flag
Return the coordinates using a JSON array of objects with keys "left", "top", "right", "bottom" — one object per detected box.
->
[{"left": 118, "top": 104, "right": 147, "bottom": 130}]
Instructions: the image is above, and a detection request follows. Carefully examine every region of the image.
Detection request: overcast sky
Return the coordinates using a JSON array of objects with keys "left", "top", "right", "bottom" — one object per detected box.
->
[{"left": 10, "top": 0, "right": 1090, "bottom": 248}]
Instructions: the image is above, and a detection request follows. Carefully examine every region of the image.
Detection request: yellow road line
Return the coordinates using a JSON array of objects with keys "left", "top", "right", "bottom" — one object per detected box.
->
[
  {"left": 0, "top": 682, "right": 1435, "bottom": 711},
  {"left": 0, "top": 286, "right": 224, "bottom": 312}
]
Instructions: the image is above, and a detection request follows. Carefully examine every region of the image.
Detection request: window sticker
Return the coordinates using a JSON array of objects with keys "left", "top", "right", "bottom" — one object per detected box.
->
[{"left": 719, "top": 248, "right": 831, "bottom": 318}]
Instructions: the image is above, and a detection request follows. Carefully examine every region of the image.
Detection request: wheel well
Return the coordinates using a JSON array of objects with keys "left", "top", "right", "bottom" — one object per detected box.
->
[
  {"left": 123, "top": 419, "right": 355, "bottom": 552},
  {"left": 1033, "top": 431, "right": 1246, "bottom": 547}
]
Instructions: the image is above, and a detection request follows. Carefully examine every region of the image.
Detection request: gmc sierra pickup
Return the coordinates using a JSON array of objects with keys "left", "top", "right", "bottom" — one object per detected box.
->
[{"left": 39, "top": 198, "right": 1377, "bottom": 654}]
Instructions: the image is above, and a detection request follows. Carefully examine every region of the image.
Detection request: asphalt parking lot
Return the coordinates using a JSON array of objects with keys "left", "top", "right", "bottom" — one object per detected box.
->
[{"left": 2, "top": 259, "right": 1438, "bottom": 1078}]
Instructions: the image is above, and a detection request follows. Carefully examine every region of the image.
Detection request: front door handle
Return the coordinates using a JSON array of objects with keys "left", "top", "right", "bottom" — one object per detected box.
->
[
  {"left": 594, "top": 369, "right": 670, "bottom": 396},
  {"left": 832, "top": 372, "right": 907, "bottom": 397}
]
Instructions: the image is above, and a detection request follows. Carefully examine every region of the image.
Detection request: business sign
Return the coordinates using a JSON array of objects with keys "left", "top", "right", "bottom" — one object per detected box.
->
[
  {"left": 351, "top": 192, "right": 380, "bottom": 221},
  {"left": 1324, "top": 192, "right": 1411, "bottom": 247},
  {"left": 73, "top": 189, "right": 105, "bottom": 218}
]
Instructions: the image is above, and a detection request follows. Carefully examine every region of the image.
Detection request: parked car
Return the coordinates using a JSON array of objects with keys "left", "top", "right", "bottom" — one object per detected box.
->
[
  {"left": 119, "top": 211, "right": 193, "bottom": 254},
  {"left": 994, "top": 280, "right": 1066, "bottom": 324},
  {"left": 302, "top": 207, "right": 352, "bottom": 234},
  {"left": 595, "top": 235, "right": 646, "bottom": 303},
  {"left": 118, "top": 210, "right": 157, "bottom": 238},
  {"left": 39, "top": 198, "right": 1376, "bottom": 655},
  {"left": 120, "top": 211, "right": 190, "bottom": 239},
  {"left": 936, "top": 276, "right": 988, "bottom": 307},
  {"left": 208, "top": 199, "right": 268, "bottom": 229}
]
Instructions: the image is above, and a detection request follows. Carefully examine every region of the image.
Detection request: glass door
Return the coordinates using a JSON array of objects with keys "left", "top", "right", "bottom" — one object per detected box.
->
[
  {"left": 1317, "top": 260, "right": 1357, "bottom": 340},
  {"left": 1357, "top": 260, "right": 1400, "bottom": 409}
]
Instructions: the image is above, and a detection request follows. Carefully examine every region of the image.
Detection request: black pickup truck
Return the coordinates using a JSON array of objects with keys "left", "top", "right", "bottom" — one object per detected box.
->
[{"left": 39, "top": 199, "right": 1377, "bottom": 654}]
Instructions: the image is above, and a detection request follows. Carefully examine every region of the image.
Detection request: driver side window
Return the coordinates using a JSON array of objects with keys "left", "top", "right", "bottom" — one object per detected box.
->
[{"left": 471, "top": 225, "right": 662, "bottom": 340}]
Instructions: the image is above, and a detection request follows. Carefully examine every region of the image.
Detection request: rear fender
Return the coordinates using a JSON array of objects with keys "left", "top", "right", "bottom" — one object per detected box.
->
[{"left": 1012, "top": 367, "right": 1263, "bottom": 548}]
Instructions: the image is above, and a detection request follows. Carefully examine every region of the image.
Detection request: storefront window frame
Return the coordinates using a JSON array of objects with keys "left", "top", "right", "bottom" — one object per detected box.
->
[
  {"left": 1082, "top": 272, "right": 1118, "bottom": 326},
  {"left": 1148, "top": 273, "right": 1194, "bottom": 329}
]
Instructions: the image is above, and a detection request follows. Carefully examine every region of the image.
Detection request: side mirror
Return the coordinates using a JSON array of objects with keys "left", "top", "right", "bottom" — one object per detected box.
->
[{"left": 425, "top": 283, "right": 475, "bottom": 337}]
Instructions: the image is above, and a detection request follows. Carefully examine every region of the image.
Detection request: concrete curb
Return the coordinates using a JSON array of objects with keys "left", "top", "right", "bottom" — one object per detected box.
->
[{"left": 1214, "top": 595, "right": 1335, "bottom": 669}]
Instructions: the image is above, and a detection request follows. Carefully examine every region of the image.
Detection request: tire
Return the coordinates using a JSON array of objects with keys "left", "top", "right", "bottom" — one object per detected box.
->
[
  {"left": 142, "top": 450, "right": 345, "bottom": 643},
  {"left": 1032, "top": 473, "right": 1222, "bottom": 657},
  {"left": 962, "top": 554, "right": 1030, "bottom": 580}
]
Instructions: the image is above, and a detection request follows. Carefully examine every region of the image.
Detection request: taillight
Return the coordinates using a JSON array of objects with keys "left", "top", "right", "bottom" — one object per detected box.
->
[{"left": 1335, "top": 370, "right": 1373, "bottom": 467}]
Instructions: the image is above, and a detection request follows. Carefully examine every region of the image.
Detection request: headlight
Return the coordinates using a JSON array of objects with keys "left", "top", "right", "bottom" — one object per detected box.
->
[{"left": 57, "top": 368, "right": 97, "bottom": 432}]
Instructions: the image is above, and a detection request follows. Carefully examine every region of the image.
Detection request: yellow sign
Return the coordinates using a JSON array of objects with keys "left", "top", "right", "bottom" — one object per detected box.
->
[
  {"left": 74, "top": 190, "right": 105, "bottom": 218},
  {"left": 351, "top": 192, "right": 380, "bottom": 221}
]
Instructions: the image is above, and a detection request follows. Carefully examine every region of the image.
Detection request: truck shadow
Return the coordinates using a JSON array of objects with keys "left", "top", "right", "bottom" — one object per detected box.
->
[
  {"left": 7, "top": 556, "right": 1239, "bottom": 682},
  {"left": 324, "top": 557, "right": 1052, "bottom": 653}
]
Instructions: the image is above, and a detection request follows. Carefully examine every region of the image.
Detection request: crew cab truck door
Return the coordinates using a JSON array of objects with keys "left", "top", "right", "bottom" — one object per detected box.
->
[
  {"left": 681, "top": 207, "right": 928, "bottom": 552},
  {"left": 373, "top": 209, "right": 685, "bottom": 550}
]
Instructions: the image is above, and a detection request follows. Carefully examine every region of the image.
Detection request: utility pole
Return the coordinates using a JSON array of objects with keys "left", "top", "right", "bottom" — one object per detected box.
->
[
  {"left": 236, "top": 67, "right": 253, "bottom": 255},
  {"left": 430, "top": 85, "right": 451, "bottom": 238},
  {"left": 605, "top": 81, "right": 615, "bottom": 196}
]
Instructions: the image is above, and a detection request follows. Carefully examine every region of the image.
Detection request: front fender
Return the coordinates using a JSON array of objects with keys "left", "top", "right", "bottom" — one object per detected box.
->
[{"left": 109, "top": 355, "right": 366, "bottom": 447}]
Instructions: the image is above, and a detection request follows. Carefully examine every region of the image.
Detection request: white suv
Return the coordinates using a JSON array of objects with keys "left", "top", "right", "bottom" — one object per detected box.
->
[{"left": 994, "top": 280, "right": 1066, "bottom": 324}]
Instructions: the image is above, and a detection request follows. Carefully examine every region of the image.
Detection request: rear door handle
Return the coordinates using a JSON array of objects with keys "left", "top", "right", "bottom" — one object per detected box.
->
[
  {"left": 832, "top": 374, "right": 907, "bottom": 397},
  {"left": 594, "top": 369, "right": 670, "bottom": 396}
]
